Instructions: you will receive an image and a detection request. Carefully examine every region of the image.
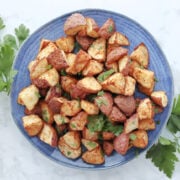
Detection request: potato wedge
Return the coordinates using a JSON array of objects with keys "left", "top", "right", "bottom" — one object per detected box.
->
[
  {"left": 70, "top": 84, "right": 88, "bottom": 99},
  {"left": 76, "top": 35, "right": 94, "bottom": 50},
  {"left": 40, "top": 101, "right": 54, "bottom": 124},
  {"left": 138, "top": 84, "right": 154, "bottom": 96},
  {"left": 63, "top": 131, "right": 81, "bottom": 149},
  {"left": 47, "top": 49, "right": 68, "bottom": 70},
  {"left": 124, "top": 76, "right": 136, "bottom": 96},
  {"left": 77, "top": 77, "right": 102, "bottom": 93},
  {"left": 137, "top": 98, "right": 154, "bottom": 120},
  {"left": 88, "top": 38, "right": 106, "bottom": 62},
  {"left": 69, "top": 111, "right": 88, "bottom": 131},
  {"left": 82, "top": 147, "right": 104, "bottom": 165},
  {"left": 86, "top": 17, "right": 99, "bottom": 38},
  {"left": 118, "top": 55, "right": 130, "bottom": 76},
  {"left": 45, "top": 85, "right": 61, "bottom": 102},
  {"left": 101, "top": 73, "right": 125, "bottom": 94},
  {"left": 53, "top": 114, "right": 70, "bottom": 125},
  {"left": 60, "top": 99, "right": 81, "bottom": 116},
  {"left": 109, "top": 106, "right": 126, "bottom": 122},
  {"left": 81, "top": 139, "right": 99, "bottom": 151},
  {"left": 98, "top": 18, "right": 115, "bottom": 39},
  {"left": 37, "top": 42, "right": 57, "bottom": 60},
  {"left": 130, "top": 43, "right": 149, "bottom": 68},
  {"left": 81, "top": 100, "right": 99, "bottom": 115},
  {"left": 102, "top": 132, "right": 115, "bottom": 140},
  {"left": 55, "top": 36, "right": 74, "bottom": 53},
  {"left": 138, "top": 119, "right": 156, "bottom": 130},
  {"left": 130, "top": 130, "right": 148, "bottom": 148},
  {"left": 133, "top": 67, "right": 155, "bottom": 89},
  {"left": 61, "top": 76, "right": 77, "bottom": 93},
  {"left": 82, "top": 127, "right": 99, "bottom": 141},
  {"left": 128, "top": 60, "right": 140, "bottom": 77},
  {"left": 151, "top": 91, "right": 168, "bottom": 108},
  {"left": 48, "top": 97, "right": 64, "bottom": 114},
  {"left": 105, "top": 61, "right": 118, "bottom": 72},
  {"left": 22, "top": 115, "right": 43, "bottom": 136},
  {"left": 39, "top": 123, "right": 58, "bottom": 147},
  {"left": 64, "top": 13, "right": 86, "bottom": 36},
  {"left": 39, "top": 39, "right": 51, "bottom": 52},
  {"left": 18, "top": 85, "right": 40, "bottom": 111},
  {"left": 124, "top": 113, "right": 139, "bottom": 133},
  {"left": 82, "top": 60, "right": 103, "bottom": 76},
  {"left": 65, "top": 53, "right": 77, "bottom": 74},
  {"left": 33, "top": 68, "right": 59, "bottom": 88},
  {"left": 108, "top": 31, "right": 129, "bottom": 46},
  {"left": 103, "top": 141, "right": 114, "bottom": 156},
  {"left": 58, "top": 136, "right": 81, "bottom": 159}
]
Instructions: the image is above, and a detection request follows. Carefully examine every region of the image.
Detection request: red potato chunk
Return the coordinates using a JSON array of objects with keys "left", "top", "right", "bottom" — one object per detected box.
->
[
  {"left": 109, "top": 106, "right": 126, "bottom": 123},
  {"left": 103, "top": 141, "right": 114, "bottom": 156},
  {"left": 76, "top": 35, "right": 94, "bottom": 50}
]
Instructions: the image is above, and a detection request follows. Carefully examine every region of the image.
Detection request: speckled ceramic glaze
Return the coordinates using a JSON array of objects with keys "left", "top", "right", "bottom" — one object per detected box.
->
[{"left": 11, "top": 9, "right": 174, "bottom": 169}]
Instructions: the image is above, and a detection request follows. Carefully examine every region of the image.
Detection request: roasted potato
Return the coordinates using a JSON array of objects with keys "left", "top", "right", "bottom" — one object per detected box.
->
[
  {"left": 39, "top": 123, "right": 58, "bottom": 147},
  {"left": 102, "top": 132, "right": 115, "bottom": 140},
  {"left": 151, "top": 91, "right": 168, "bottom": 108},
  {"left": 82, "top": 127, "right": 99, "bottom": 141},
  {"left": 77, "top": 77, "right": 102, "bottom": 93},
  {"left": 61, "top": 76, "right": 77, "bottom": 93},
  {"left": 70, "top": 84, "right": 88, "bottom": 99},
  {"left": 138, "top": 118, "right": 156, "bottom": 130},
  {"left": 88, "top": 38, "right": 106, "bottom": 62},
  {"left": 55, "top": 36, "right": 74, "bottom": 53},
  {"left": 108, "top": 31, "right": 129, "bottom": 46},
  {"left": 118, "top": 55, "right": 130, "bottom": 76},
  {"left": 138, "top": 84, "right": 154, "bottom": 96},
  {"left": 105, "top": 61, "right": 118, "bottom": 72},
  {"left": 18, "top": 85, "right": 40, "bottom": 111},
  {"left": 48, "top": 97, "right": 64, "bottom": 114},
  {"left": 53, "top": 114, "right": 70, "bottom": 125},
  {"left": 81, "top": 100, "right": 99, "bottom": 115},
  {"left": 45, "top": 85, "right": 61, "bottom": 102},
  {"left": 22, "top": 115, "right": 43, "bottom": 136},
  {"left": 109, "top": 106, "right": 126, "bottom": 122},
  {"left": 86, "top": 17, "right": 99, "bottom": 38},
  {"left": 82, "top": 146, "right": 104, "bottom": 164},
  {"left": 64, "top": 13, "right": 86, "bottom": 36},
  {"left": 39, "top": 39, "right": 51, "bottom": 52},
  {"left": 81, "top": 139, "right": 99, "bottom": 151},
  {"left": 124, "top": 76, "right": 136, "bottom": 96},
  {"left": 65, "top": 53, "right": 77, "bottom": 74},
  {"left": 130, "top": 43, "right": 149, "bottom": 68},
  {"left": 103, "top": 141, "right": 114, "bottom": 156},
  {"left": 76, "top": 35, "right": 94, "bottom": 50}
]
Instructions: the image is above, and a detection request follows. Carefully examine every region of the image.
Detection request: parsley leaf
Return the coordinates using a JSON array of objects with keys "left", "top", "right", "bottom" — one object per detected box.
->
[
  {"left": 108, "top": 25, "right": 113, "bottom": 33},
  {"left": 3, "top": 34, "right": 18, "bottom": 49},
  {"left": 95, "top": 98, "right": 107, "bottom": 107},
  {"left": 0, "top": 17, "right": 5, "bottom": 30},
  {"left": 97, "top": 69, "right": 114, "bottom": 82},
  {"left": 146, "top": 138, "right": 178, "bottom": 178},
  {"left": 15, "top": 24, "right": 29, "bottom": 46}
]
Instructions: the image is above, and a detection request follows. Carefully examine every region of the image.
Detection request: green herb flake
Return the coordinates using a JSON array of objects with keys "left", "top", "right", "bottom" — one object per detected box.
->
[
  {"left": 46, "top": 64, "right": 52, "bottom": 70},
  {"left": 154, "top": 77, "right": 158, "bottom": 82},
  {"left": 95, "top": 98, "right": 107, "bottom": 107},
  {"left": 129, "top": 133, "right": 137, "bottom": 141},
  {"left": 35, "top": 91, "right": 41, "bottom": 98},
  {"left": 70, "top": 123, "right": 76, "bottom": 129},
  {"left": 67, "top": 151, "right": 71, "bottom": 156},
  {"left": 97, "top": 90, "right": 104, "bottom": 96},
  {"left": 42, "top": 110, "right": 49, "bottom": 122},
  {"left": 156, "top": 120, "right": 160, "bottom": 125},
  {"left": 108, "top": 25, "right": 113, "bottom": 33},
  {"left": 60, "top": 69, "right": 67, "bottom": 76},
  {"left": 97, "top": 69, "right": 114, "bottom": 83},
  {"left": 87, "top": 141, "right": 97, "bottom": 148},
  {"left": 0, "top": 17, "right": 5, "bottom": 30}
]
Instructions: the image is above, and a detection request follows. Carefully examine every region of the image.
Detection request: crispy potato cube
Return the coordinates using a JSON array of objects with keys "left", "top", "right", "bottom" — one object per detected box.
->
[
  {"left": 22, "top": 115, "right": 43, "bottom": 136},
  {"left": 124, "top": 113, "right": 139, "bottom": 133},
  {"left": 70, "top": 84, "right": 88, "bottom": 99},
  {"left": 53, "top": 114, "right": 70, "bottom": 125},
  {"left": 124, "top": 76, "right": 136, "bottom": 96},
  {"left": 29, "top": 58, "right": 49, "bottom": 80},
  {"left": 28, "top": 60, "right": 36, "bottom": 72},
  {"left": 137, "top": 98, "right": 154, "bottom": 120},
  {"left": 60, "top": 99, "right": 81, "bottom": 116},
  {"left": 81, "top": 139, "right": 99, "bottom": 151},
  {"left": 72, "top": 49, "right": 91, "bottom": 73},
  {"left": 102, "top": 132, "right": 115, "bottom": 140},
  {"left": 128, "top": 60, "right": 140, "bottom": 77},
  {"left": 76, "top": 35, "right": 94, "bottom": 50},
  {"left": 64, "top": 13, "right": 86, "bottom": 36},
  {"left": 109, "top": 106, "right": 126, "bottom": 122},
  {"left": 63, "top": 131, "right": 81, "bottom": 149},
  {"left": 138, "top": 84, "right": 154, "bottom": 96},
  {"left": 118, "top": 55, "right": 130, "bottom": 76},
  {"left": 88, "top": 38, "right": 106, "bottom": 62},
  {"left": 18, "top": 85, "right": 40, "bottom": 111},
  {"left": 130, "top": 130, "right": 148, "bottom": 148},
  {"left": 103, "top": 141, "right": 114, "bottom": 156},
  {"left": 77, "top": 77, "right": 102, "bottom": 93},
  {"left": 138, "top": 119, "right": 156, "bottom": 130},
  {"left": 82, "top": 147, "right": 104, "bottom": 165},
  {"left": 61, "top": 76, "right": 77, "bottom": 93},
  {"left": 101, "top": 73, "right": 125, "bottom": 94},
  {"left": 82, "top": 127, "right": 99, "bottom": 141},
  {"left": 39, "top": 123, "right": 58, "bottom": 147},
  {"left": 40, "top": 101, "right": 54, "bottom": 124},
  {"left": 45, "top": 85, "right": 61, "bottom": 103},
  {"left": 82, "top": 60, "right": 103, "bottom": 76},
  {"left": 108, "top": 31, "right": 129, "bottom": 46},
  {"left": 98, "top": 18, "right": 115, "bottom": 39},
  {"left": 37, "top": 42, "right": 57, "bottom": 60},
  {"left": 55, "top": 36, "right": 74, "bottom": 53},
  {"left": 130, "top": 43, "right": 149, "bottom": 68},
  {"left": 133, "top": 67, "right": 155, "bottom": 89},
  {"left": 81, "top": 100, "right": 99, "bottom": 115},
  {"left": 151, "top": 91, "right": 168, "bottom": 108},
  {"left": 105, "top": 61, "right": 118, "bottom": 72},
  {"left": 69, "top": 111, "right": 88, "bottom": 131},
  {"left": 47, "top": 49, "right": 68, "bottom": 70},
  {"left": 65, "top": 53, "right": 77, "bottom": 74},
  {"left": 48, "top": 97, "right": 64, "bottom": 114},
  {"left": 39, "top": 39, "right": 51, "bottom": 52},
  {"left": 86, "top": 17, "right": 99, "bottom": 38},
  {"left": 58, "top": 136, "right": 81, "bottom": 159},
  {"left": 106, "top": 47, "right": 128, "bottom": 64}
]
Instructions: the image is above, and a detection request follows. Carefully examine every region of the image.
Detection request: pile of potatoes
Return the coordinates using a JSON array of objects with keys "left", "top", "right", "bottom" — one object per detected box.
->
[{"left": 17, "top": 13, "right": 168, "bottom": 165}]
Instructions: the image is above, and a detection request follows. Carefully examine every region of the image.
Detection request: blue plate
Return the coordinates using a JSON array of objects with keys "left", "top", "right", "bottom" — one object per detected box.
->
[{"left": 11, "top": 9, "right": 174, "bottom": 169}]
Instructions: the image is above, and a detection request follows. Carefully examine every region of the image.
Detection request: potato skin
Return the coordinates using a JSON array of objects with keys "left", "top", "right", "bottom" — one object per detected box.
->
[
  {"left": 76, "top": 35, "right": 94, "bottom": 50},
  {"left": 102, "top": 132, "right": 115, "bottom": 140},
  {"left": 109, "top": 106, "right": 126, "bottom": 123},
  {"left": 61, "top": 76, "right": 77, "bottom": 93},
  {"left": 103, "top": 141, "right": 114, "bottom": 156},
  {"left": 86, "top": 17, "right": 99, "bottom": 38},
  {"left": 138, "top": 119, "right": 156, "bottom": 130},
  {"left": 82, "top": 127, "right": 99, "bottom": 141},
  {"left": 81, "top": 100, "right": 99, "bottom": 115}
]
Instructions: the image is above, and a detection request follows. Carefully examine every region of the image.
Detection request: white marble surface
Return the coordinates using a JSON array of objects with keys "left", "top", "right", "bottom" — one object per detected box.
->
[{"left": 1, "top": 0, "right": 180, "bottom": 179}]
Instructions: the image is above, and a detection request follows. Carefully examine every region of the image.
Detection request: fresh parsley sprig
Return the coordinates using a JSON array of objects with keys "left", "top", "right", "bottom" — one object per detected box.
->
[
  {"left": 0, "top": 17, "right": 29, "bottom": 94},
  {"left": 146, "top": 95, "right": 180, "bottom": 178}
]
